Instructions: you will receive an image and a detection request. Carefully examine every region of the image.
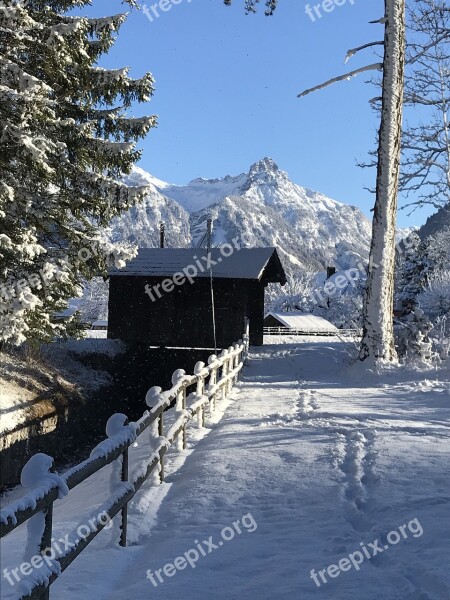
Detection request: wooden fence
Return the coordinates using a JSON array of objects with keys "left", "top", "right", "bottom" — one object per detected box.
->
[
  {"left": 0, "top": 337, "right": 249, "bottom": 600},
  {"left": 263, "top": 327, "right": 361, "bottom": 337}
]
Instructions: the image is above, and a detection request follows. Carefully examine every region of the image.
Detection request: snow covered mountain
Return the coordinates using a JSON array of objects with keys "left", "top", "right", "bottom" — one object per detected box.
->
[
  {"left": 111, "top": 158, "right": 373, "bottom": 273},
  {"left": 419, "top": 202, "right": 450, "bottom": 240}
]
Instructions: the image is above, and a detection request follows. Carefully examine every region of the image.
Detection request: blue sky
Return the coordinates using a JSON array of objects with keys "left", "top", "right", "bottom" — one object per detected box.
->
[{"left": 80, "top": 0, "right": 435, "bottom": 228}]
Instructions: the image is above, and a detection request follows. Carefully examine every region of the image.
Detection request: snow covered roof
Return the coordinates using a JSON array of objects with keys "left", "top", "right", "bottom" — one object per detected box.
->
[
  {"left": 109, "top": 248, "right": 286, "bottom": 283},
  {"left": 265, "top": 312, "right": 338, "bottom": 333},
  {"left": 92, "top": 320, "right": 108, "bottom": 327}
]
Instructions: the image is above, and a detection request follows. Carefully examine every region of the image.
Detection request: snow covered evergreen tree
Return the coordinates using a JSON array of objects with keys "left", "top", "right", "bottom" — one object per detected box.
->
[
  {"left": 395, "top": 228, "right": 450, "bottom": 360},
  {"left": 0, "top": 1, "right": 155, "bottom": 344},
  {"left": 395, "top": 232, "right": 431, "bottom": 310},
  {"left": 425, "top": 227, "right": 450, "bottom": 270},
  {"left": 419, "top": 271, "right": 450, "bottom": 324},
  {"left": 396, "top": 228, "right": 450, "bottom": 308}
]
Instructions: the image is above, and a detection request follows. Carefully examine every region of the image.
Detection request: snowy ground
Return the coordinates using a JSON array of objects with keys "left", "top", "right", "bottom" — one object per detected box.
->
[{"left": 1, "top": 337, "right": 449, "bottom": 600}]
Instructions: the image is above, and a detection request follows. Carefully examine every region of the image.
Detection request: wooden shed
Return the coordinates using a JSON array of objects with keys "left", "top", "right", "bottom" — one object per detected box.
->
[
  {"left": 264, "top": 312, "right": 338, "bottom": 336},
  {"left": 108, "top": 247, "right": 286, "bottom": 348}
]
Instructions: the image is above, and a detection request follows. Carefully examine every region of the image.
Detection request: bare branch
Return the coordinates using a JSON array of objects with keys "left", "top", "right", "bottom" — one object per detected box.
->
[
  {"left": 298, "top": 63, "right": 383, "bottom": 98},
  {"left": 345, "top": 42, "right": 384, "bottom": 64}
]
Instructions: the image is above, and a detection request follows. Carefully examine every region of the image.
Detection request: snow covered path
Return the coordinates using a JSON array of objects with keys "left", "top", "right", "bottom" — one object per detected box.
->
[{"left": 3, "top": 338, "right": 450, "bottom": 599}]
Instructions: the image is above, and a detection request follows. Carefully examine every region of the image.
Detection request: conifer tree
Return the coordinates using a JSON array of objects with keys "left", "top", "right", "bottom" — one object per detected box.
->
[{"left": 0, "top": 1, "right": 156, "bottom": 344}]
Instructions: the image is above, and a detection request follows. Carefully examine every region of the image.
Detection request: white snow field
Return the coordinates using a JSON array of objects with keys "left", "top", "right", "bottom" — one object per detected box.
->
[{"left": 1, "top": 337, "right": 450, "bottom": 600}]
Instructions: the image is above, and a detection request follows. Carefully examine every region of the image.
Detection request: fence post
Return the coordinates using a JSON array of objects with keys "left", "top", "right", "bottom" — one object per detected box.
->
[
  {"left": 182, "top": 384, "right": 187, "bottom": 450},
  {"left": 19, "top": 454, "right": 69, "bottom": 600},
  {"left": 220, "top": 350, "right": 228, "bottom": 401},
  {"left": 235, "top": 341, "right": 243, "bottom": 381},
  {"left": 39, "top": 503, "right": 54, "bottom": 600},
  {"left": 119, "top": 447, "right": 129, "bottom": 547},
  {"left": 212, "top": 367, "right": 217, "bottom": 411},
  {"left": 194, "top": 362, "right": 206, "bottom": 427},
  {"left": 243, "top": 318, "right": 250, "bottom": 365},
  {"left": 235, "top": 343, "right": 240, "bottom": 382},
  {"left": 227, "top": 347, "right": 234, "bottom": 394},
  {"left": 207, "top": 354, "right": 217, "bottom": 412},
  {"left": 158, "top": 412, "right": 165, "bottom": 482},
  {"left": 195, "top": 368, "right": 204, "bottom": 395},
  {"left": 175, "top": 385, "right": 184, "bottom": 451},
  {"left": 145, "top": 388, "right": 165, "bottom": 490}
]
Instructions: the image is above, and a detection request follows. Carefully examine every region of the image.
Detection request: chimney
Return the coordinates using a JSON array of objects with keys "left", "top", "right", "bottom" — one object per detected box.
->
[
  {"left": 326, "top": 266, "right": 336, "bottom": 280},
  {"left": 206, "top": 218, "right": 213, "bottom": 254}
]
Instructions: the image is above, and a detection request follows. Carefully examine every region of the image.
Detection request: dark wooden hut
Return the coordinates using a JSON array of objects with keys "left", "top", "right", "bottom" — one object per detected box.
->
[{"left": 108, "top": 247, "right": 286, "bottom": 348}]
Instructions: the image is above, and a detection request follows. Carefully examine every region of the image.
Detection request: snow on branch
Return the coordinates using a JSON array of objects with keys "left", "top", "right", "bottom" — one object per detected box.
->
[
  {"left": 298, "top": 63, "right": 383, "bottom": 98},
  {"left": 344, "top": 42, "right": 384, "bottom": 64}
]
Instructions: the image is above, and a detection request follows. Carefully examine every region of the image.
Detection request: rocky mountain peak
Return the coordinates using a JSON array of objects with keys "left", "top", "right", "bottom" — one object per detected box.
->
[{"left": 245, "top": 157, "right": 286, "bottom": 187}]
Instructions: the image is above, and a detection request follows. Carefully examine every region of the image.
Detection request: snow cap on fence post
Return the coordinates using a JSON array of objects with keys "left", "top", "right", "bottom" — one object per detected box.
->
[
  {"left": 106, "top": 413, "right": 129, "bottom": 438},
  {"left": 145, "top": 386, "right": 163, "bottom": 409},
  {"left": 144, "top": 387, "right": 164, "bottom": 448},
  {"left": 194, "top": 361, "right": 206, "bottom": 375},
  {"left": 21, "top": 453, "right": 69, "bottom": 500},
  {"left": 207, "top": 354, "right": 218, "bottom": 393},
  {"left": 172, "top": 368, "right": 186, "bottom": 386},
  {"left": 194, "top": 361, "right": 206, "bottom": 395},
  {"left": 90, "top": 413, "right": 136, "bottom": 461}
]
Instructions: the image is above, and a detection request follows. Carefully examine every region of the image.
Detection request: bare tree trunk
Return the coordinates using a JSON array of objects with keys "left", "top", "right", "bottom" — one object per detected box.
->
[{"left": 360, "top": 0, "right": 406, "bottom": 362}]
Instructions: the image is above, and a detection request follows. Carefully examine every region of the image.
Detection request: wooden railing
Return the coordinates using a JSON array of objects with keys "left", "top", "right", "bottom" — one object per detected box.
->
[{"left": 0, "top": 337, "right": 249, "bottom": 600}]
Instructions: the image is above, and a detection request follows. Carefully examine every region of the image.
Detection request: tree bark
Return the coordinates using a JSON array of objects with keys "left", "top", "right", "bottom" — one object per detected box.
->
[{"left": 360, "top": 0, "right": 406, "bottom": 362}]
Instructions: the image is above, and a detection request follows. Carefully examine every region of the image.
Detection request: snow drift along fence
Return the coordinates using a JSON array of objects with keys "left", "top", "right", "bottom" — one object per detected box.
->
[{"left": 0, "top": 337, "right": 249, "bottom": 600}]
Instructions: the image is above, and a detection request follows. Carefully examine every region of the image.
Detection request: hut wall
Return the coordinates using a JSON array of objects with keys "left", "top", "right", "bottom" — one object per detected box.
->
[{"left": 108, "top": 277, "right": 266, "bottom": 348}]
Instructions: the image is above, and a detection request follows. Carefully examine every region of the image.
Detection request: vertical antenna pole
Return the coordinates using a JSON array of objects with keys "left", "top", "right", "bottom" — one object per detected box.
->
[
  {"left": 206, "top": 218, "right": 212, "bottom": 254},
  {"left": 207, "top": 219, "right": 217, "bottom": 353}
]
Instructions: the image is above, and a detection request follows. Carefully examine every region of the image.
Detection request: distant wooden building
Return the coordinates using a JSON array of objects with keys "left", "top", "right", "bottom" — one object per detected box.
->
[
  {"left": 91, "top": 320, "right": 108, "bottom": 331},
  {"left": 108, "top": 247, "right": 286, "bottom": 348},
  {"left": 264, "top": 312, "right": 338, "bottom": 336}
]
